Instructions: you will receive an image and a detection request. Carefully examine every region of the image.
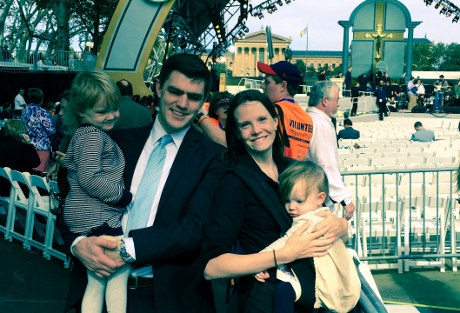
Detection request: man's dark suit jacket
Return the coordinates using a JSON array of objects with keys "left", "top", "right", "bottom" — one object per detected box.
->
[
  {"left": 0, "top": 136, "right": 40, "bottom": 196},
  {"left": 112, "top": 96, "right": 153, "bottom": 130},
  {"left": 60, "top": 122, "right": 224, "bottom": 313},
  {"left": 337, "top": 127, "right": 360, "bottom": 140}
]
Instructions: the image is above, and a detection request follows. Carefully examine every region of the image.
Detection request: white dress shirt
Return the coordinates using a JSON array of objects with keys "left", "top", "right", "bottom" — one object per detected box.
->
[
  {"left": 306, "top": 107, "right": 351, "bottom": 210},
  {"left": 14, "top": 94, "right": 26, "bottom": 110},
  {"left": 72, "top": 120, "right": 188, "bottom": 277}
]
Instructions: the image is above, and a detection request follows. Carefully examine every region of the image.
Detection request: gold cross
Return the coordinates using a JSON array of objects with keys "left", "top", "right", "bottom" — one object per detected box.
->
[{"left": 365, "top": 23, "right": 393, "bottom": 57}]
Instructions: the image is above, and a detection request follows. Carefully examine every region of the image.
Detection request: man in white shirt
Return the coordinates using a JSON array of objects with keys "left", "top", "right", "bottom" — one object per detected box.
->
[
  {"left": 61, "top": 54, "right": 224, "bottom": 313},
  {"left": 306, "top": 81, "right": 355, "bottom": 220},
  {"left": 14, "top": 88, "right": 26, "bottom": 117}
]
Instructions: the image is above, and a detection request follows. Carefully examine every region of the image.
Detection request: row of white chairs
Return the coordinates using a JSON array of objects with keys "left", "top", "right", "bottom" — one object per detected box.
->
[
  {"left": 339, "top": 152, "right": 458, "bottom": 161},
  {"left": 0, "top": 167, "right": 69, "bottom": 268},
  {"left": 339, "top": 145, "right": 459, "bottom": 155},
  {"left": 340, "top": 156, "right": 457, "bottom": 168},
  {"left": 352, "top": 120, "right": 457, "bottom": 131},
  {"left": 347, "top": 196, "right": 459, "bottom": 273},
  {"left": 342, "top": 165, "right": 456, "bottom": 187}
]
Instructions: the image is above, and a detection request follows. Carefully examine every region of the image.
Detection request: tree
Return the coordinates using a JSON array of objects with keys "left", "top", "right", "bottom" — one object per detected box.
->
[
  {"left": 440, "top": 43, "right": 460, "bottom": 71},
  {"left": 214, "top": 62, "right": 226, "bottom": 74},
  {"left": 332, "top": 64, "right": 343, "bottom": 77},
  {"left": 412, "top": 42, "right": 434, "bottom": 71},
  {"left": 411, "top": 42, "right": 460, "bottom": 71},
  {"left": 306, "top": 64, "right": 316, "bottom": 77},
  {"left": 295, "top": 59, "right": 306, "bottom": 76}
]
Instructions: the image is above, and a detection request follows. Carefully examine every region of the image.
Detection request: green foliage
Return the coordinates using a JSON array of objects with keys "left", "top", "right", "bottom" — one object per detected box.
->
[
  {"left": 306, "top": 64, "right": 316, "bottom": 77},
  {"left": 214, "top": 62, "right": 227, "bottom": 74},
  {"left": 412, "top": 42, "right": 460, "bottom": 71},
  {"left": 332, "top": 64, "right": 343, "bottom": 77},
  {"left": 295, "top": 59, "right": 306, "bottom": 76}
]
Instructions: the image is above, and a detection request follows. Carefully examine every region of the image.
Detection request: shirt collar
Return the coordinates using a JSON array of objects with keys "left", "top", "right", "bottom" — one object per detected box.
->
[
  {"left": 307, "top": 106, "right": 331, "bottom": 120},
  {"left": 150, "top": 117, "right": 189, "bottom": 149}
]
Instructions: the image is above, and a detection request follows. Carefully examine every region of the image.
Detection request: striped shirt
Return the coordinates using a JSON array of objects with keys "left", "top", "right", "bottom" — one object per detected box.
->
[{"left": 63, "top": 124, "right": 131, "bottom": 235}]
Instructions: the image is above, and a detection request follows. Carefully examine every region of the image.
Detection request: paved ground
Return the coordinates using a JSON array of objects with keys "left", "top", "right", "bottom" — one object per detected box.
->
[{"left": 2, "top": 234, "right": 460, "bottom": 313}]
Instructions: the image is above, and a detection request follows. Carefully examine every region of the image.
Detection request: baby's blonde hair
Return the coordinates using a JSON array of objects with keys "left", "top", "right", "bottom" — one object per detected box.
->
[
  {"left": 279, "top": 160, "right": 329, "bottom": 203},
  {"left": 64, "top": 70, "right": 121, "bottom": 135}
]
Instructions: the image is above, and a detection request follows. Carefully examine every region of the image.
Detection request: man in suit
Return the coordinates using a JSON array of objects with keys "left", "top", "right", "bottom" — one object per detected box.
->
[
  {"left": 344, "top": 66, "right": 352, "bottom": 96},
  {"left": 60, "top": 54, "right": 224, "bottom": 313},
  {"left": 113, "top": 79, "right": 153, "bottom": 130},
  {"left": 337, "top": 119, "right": 360, "bottom": 140},
  {"left": 411, "top": 121, "right": 435, "bottom": 142}
]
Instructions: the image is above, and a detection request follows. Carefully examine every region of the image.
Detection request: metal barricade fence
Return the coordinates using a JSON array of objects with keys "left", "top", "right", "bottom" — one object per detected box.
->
[
  {"left": 0, "top": 50, "right": 85, "bottom": 72},
  {"left": 340, "top": 166, "right": 460, "bottom": 273}
]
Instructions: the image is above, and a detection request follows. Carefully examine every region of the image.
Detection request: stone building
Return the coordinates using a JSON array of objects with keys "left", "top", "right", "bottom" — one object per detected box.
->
[
  {"left": 202, "top": 30, "right": 343, "bottom": 77},
  {"left": 201, "top": 29, "right": 431, "bottom": 79}
]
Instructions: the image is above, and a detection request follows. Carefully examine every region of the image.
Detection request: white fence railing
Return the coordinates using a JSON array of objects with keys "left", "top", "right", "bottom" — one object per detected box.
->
[
  {"left": 340, "top": 166, "right": 460, "bottom": 273},
  {"left": 0, "top": 50, "right": 95, "bottom": 72}
]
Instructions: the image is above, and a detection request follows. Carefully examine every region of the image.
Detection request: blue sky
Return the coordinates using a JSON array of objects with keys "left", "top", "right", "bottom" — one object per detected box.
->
[{"left": 244, "top": 0, "right": 459, "bottom": 51}]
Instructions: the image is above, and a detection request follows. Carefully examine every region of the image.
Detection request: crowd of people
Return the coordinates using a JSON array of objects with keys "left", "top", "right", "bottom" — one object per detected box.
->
[
  {"left": 2, "top": 53, "right": 460, "bottom": 313},
  {"left": 341, "top": 69, "right": 460, "bottom": 115}
]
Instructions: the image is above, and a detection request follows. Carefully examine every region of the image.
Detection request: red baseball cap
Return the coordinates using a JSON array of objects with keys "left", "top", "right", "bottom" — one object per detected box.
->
[{"left": 257, "top": 61, "right": 303, "bottom": 89}]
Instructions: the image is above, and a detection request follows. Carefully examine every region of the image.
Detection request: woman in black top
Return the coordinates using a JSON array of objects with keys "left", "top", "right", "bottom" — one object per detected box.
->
[{"left": 200, "top": 90, "right": 349, "bottom": 312}]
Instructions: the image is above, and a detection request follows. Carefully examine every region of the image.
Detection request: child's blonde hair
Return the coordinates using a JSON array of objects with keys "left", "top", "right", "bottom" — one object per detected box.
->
[
  {"left": 279, "top": 160, "right": 329, "bottom": 203},
  {"left": 64, "top": 70, "right": 121, "bottom": 135}
]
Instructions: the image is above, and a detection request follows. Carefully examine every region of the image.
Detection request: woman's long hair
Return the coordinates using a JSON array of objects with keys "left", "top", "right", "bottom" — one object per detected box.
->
[{"left": 224, "top": 90, "right": 283, "bottom": 165}]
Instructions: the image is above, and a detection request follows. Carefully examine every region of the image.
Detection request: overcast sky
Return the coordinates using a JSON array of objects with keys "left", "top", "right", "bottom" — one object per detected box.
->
[{"left": 244, "top": 0, "right": 459, "bottom": 51}]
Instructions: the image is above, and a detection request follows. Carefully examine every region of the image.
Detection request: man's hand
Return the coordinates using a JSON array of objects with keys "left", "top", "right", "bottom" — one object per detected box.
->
[
  {"left": 73, "top": 236, "right": 124, "bottom": 278},
  {"left": 344, "top": 202, "right": 356, "bottom": 220},
  {"left": 100, "top": 235, "right": 123, "bottom": 262},
  {"left": 314, "top": 210, "right": 348, "bottom": 241}
]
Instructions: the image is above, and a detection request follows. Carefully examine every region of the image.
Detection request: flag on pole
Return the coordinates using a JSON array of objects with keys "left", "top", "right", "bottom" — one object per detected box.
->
[{"left": 300, "top": 26, "right": 308, "bottom": 37}]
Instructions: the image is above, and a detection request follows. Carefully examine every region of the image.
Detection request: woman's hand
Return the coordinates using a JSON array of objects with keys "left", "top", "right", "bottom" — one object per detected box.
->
[{"left": 278, "top": 222, "right": 333, "bottom": 264}]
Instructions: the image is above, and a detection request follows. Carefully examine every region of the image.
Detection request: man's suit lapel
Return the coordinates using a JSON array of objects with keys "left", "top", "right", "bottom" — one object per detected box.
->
[{"left": 157, "top": 127, "right": 200, "bottom": 212}]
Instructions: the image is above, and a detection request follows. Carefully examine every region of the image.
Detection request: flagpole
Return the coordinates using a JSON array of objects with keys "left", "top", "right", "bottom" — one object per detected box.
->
[{"left": 305, "top": 24, "right": 308, "bottom": 74}]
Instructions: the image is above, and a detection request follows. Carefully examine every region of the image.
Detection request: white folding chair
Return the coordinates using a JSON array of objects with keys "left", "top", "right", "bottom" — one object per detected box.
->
[
  {"left": 397, "top": 156, "right": 425, "bottom": 166},
  {"left": 371, "top": 158, "right": 397, "bottom": 167},
  {"left": 24, "top": 176, "right": 69, "bottom": 268},
  {"left": 5, "top": 170, "right": 30, "bottom": 244},
  {"left": 426, "top": 156, "right": 455, "bottom": 165},
  {"left": 0, "top": 167, "right": 13, "bottom": 234},
  {"left": 385, "top": 152, "right": 408, "bottom": 159},
  {"left": 354, "top": 148, "right": 376, "bottom": 155},
  {"left": 342, "top": 158, "right": 371, "bottom": 167}
]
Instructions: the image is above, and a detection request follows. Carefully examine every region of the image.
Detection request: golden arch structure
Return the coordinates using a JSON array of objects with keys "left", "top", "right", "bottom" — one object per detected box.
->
[{"left": 95, "top": 0, "right": 175, "bottom": 96}]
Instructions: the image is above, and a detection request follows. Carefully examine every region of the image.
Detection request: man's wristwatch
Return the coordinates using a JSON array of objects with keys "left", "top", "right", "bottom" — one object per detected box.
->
[
  {"left": 194, "top": 112, "right": 206, "bottom": 125},
  {"left": 340, "top": 197, "right": 352, "bottom": 207},
  {"left": 119, "top": 239, "right": 131, "bottom": 261}
]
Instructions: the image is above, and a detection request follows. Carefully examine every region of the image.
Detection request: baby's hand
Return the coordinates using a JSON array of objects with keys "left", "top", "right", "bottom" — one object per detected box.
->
[{"left": 254, "top": 271, "right": 270, "bottom": 283}]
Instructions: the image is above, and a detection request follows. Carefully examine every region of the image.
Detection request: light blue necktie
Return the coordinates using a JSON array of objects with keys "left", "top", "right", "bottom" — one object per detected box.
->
[{"left": 125, "top": 135, "right": 172, "bottom": 236}]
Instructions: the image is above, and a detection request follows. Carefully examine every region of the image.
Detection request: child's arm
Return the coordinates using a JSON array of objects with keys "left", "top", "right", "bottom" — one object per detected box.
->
[{"left": 71, "top": 130, "right": 132, "bottom": 207}]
